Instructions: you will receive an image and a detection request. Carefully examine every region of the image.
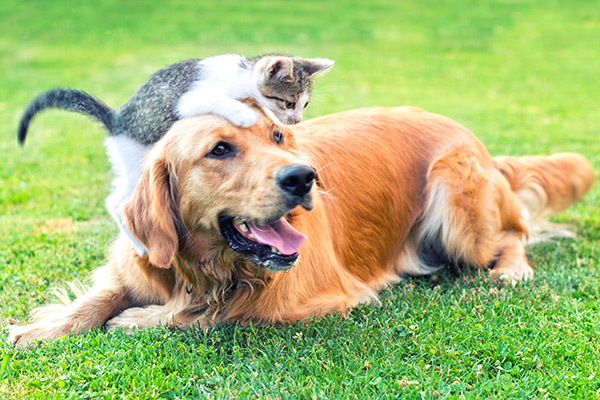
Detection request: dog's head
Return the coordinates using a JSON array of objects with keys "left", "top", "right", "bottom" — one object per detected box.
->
[{"left": 123, "top": 111, "right": 316, "bottom": 273}]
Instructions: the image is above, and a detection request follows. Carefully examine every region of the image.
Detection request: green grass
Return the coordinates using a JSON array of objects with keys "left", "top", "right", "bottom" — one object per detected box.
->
[{"left": 1, "top": 0, "right": 599, "bottom": 398}]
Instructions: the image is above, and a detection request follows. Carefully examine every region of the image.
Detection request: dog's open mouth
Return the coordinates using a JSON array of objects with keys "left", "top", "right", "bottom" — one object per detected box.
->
[{"left": 219, "top": 215, "right": 307, "bottom": 271}]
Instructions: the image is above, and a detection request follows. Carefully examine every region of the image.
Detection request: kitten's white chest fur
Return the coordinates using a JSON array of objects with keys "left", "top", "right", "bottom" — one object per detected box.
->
[{"left": 105, "top": 135, "right": 150, "bottom": 256}]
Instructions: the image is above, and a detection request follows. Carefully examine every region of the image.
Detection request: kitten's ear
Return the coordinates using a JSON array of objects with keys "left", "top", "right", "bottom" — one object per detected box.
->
[
  {"left": 266, "top": 57, "right": 294, "bottom": 82},
  {"left": 297, "top": 58, "right": 335, "bottom": 78},
  {"left": 123, "top": 158, "right": 180, "bottom": 269}
]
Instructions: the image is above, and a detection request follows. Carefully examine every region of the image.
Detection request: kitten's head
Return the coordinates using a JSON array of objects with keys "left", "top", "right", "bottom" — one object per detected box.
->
[{"left": 253, "top": 56, "right": 334, "bottom": 124}]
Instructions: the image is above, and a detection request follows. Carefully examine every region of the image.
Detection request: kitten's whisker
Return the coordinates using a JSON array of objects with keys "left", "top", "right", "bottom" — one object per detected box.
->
[
  {"left": 311, "top": 85, "right": 340, "bottom": 99},
  {"left": 313, "top": 84, "right": 341, "bottom": 91}
]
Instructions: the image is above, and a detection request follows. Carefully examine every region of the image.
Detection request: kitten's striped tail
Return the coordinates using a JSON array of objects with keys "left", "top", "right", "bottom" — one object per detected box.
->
[{"left": 18, "top": 88, "right": 115, "bottom": 145}]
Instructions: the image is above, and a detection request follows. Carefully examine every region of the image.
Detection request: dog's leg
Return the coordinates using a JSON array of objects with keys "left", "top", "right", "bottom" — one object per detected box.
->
[
  {"left": 416, "top": 149, "right": 533, "bottom": 282},
  {"left": 7, "top": 267, "right": 130, "bottom": 347},
  {"left": 105, "top": 305, "right": 179, "bottom": 332},
  {"left": 488, "top": 234, "right": 533, "bottom": 281}
]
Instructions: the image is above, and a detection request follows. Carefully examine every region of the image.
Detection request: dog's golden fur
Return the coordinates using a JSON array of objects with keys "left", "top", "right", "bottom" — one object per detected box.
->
[{"left": 8, "top": 107, "right": 594, "bottom": 346}]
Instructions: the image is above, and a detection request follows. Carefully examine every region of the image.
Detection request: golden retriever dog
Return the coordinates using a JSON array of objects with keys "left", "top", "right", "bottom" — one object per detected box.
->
[{"left": 8, "top": 106, "right": 594, "bottom": 347}]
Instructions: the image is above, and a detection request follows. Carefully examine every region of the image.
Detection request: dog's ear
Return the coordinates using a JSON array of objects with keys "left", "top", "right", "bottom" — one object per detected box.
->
[{"left": 123, "top": 158, "right": 180, "bottom": 269}]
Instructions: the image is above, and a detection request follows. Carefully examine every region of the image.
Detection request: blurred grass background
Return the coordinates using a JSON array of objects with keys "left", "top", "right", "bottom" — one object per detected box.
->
[{"left": 1, "top": 0, "right": 599, "bottom": 398}]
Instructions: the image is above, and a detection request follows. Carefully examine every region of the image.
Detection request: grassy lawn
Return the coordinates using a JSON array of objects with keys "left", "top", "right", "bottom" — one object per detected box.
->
[{"left": 1, "top": 0, "right": 599, "bottom": 398}]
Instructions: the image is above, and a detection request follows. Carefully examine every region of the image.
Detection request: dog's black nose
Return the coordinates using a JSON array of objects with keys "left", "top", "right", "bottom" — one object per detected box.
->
[{"left": 277, "top": 164, "right": 316, "bottom": 198}]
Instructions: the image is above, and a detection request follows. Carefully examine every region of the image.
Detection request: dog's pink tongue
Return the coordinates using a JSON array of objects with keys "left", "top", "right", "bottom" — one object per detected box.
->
[{"left": 246, "top": 218, "right": 307, "bottom": 255}]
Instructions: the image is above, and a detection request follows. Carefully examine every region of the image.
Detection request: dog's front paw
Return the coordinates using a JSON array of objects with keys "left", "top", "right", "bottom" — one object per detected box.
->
[
  {"left": 105, "top": 314, "right": 141, "bottom": 334},
  {"left": 7, "top": 324, "right": 42, "bottom": 348},
  {"left": 105, "top": 305, "right": 167, "bottom": 334},
  {"left": 7, "top": 324, "right": 23, "bottom": 347}
]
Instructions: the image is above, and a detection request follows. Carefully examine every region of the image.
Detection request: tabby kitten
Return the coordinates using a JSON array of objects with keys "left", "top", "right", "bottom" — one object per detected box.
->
[{"left": 18, "top": 54, "right": 334, "bottom": 256}]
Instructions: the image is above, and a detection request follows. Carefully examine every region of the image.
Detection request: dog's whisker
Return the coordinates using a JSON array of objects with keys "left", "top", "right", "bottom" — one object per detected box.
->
[
  {"left": 315, "top": 161, "right": 334, "bottom": 175},
  {"left": 179, "top": 221, "right": 206, "bottom": 243},
  {"left": 317, "top": 187, "right": 338, "bottom": 200}
]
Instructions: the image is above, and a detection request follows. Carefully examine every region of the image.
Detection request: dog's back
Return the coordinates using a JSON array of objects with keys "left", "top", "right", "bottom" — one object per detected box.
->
[{"left": 295, "top": 107, "right": 593, "bottom": 282}]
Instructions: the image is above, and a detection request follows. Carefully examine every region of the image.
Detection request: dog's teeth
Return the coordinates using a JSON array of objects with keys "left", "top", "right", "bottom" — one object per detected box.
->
[
  {"left": 248, "top": 234, "right": 255, "bottom": 239},
  {"left": 271, "top": 247, "right": 282, "bottom": 255},
  {"left": 240, "top": 223, "right": 249, "bottom": 232},
  {"left": 233, "top": 217, "right": 243, "bottom": 225}
]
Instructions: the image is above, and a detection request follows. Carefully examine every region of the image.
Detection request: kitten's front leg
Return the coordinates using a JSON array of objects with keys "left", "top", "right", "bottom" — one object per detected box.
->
[{"left": 177, "top": 89, "right": 258, "bottom": 128}]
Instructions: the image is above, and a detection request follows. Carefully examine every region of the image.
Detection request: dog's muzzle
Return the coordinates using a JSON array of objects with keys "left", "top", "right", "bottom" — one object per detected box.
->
[
  {"left": 219, "top": 215, "right": 307, "bottom": 272},
  {"left": 276, "top": 164, "right": 316, "bottom": 211}
]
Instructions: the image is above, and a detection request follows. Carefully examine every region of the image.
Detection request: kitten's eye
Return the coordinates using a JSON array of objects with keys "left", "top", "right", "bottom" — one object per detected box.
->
[
  {"left": 303, "top": 101, "right": 310, "bottom": 109},
  {"left": 207, "top": 141, "right": 235, "bottom": 159},
  {"left": 284, "top": 101, "right": 296, "bottom": 110},
  {"left": 273, "top": 130, "right": 283, "bottom": 145}
]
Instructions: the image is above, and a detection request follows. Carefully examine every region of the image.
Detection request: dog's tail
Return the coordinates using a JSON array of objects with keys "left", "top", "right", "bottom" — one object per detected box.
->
[
  {"left": 18, "top": 88, "right": 115, "bottom": 145},
  {"left": 493, "top": 152, "right": 595, "bottom": 242}
]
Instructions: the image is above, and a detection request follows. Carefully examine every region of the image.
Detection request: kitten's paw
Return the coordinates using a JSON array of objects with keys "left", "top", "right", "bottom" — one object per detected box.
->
[{"left": 227, "top": 107, "right": 258, "bottom": 128}]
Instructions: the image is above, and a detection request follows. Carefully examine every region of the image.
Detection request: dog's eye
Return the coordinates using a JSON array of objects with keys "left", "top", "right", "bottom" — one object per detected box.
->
[
  {"left": 284, "top": 101, "right": 296, "bottom": 110},
  {"left": 273, "top": 130, "right": 284, "bottom": 145},
  {"left": 207, "top": 142, "right": 235, "bottom": 158}
]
